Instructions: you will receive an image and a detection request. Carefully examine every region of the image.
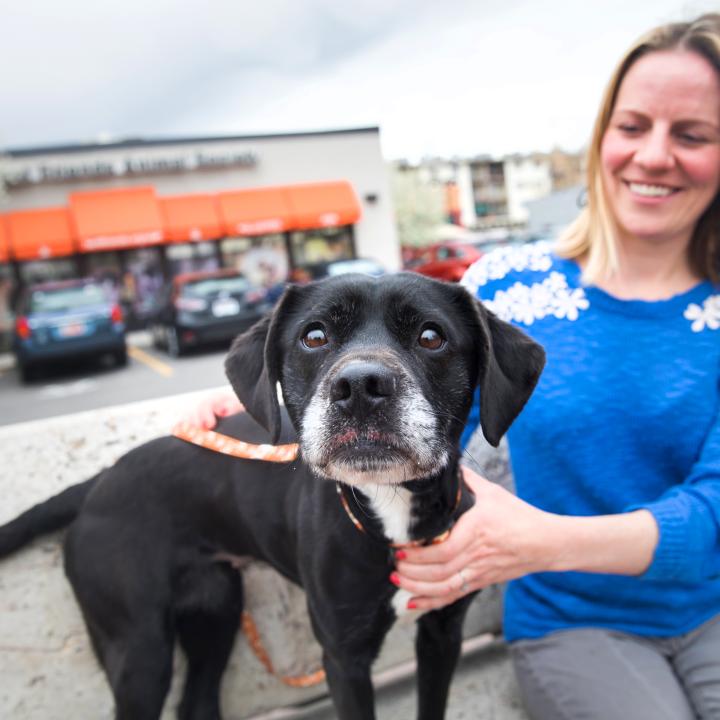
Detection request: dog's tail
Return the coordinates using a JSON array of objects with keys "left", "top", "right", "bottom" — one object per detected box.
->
[{"left": 0, "top": 473, "right": 102, "bottom": 558}]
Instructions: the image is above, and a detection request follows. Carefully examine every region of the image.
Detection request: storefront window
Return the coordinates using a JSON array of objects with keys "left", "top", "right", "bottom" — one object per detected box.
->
[
  {"left": 166, "top": 242, "right": 219, "bottom": 277},
  {"left": 221, "top": 234, "right": 288, "bottom": 289},
  {"left": 122, "top": 247, "right": 164, "bottom": 323},
  {"left": 290, "top": 227, "right": 354, "bottom": 266},
  {"left": 84, "top": 251, "right": 123, "bottom": 304},
  {"left": 19, "top": 258, "right": 79, "bottom": 285}
]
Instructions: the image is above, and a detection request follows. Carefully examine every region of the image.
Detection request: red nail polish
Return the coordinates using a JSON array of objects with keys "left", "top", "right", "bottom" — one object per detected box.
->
[
  {"left": 407, "top": 600, "right": 417, "bottom": 610},
  {"left": 389, "top": 572, "right": 400, "bottom": 586},
  {"left": 395, "top": 550, "right": 407, "bottom": 561}
]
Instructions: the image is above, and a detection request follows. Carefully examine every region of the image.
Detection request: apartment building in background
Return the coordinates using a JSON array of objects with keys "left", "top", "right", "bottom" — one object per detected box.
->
[{"left": 392, "top": 148, "right": 585, "bottom": 242}]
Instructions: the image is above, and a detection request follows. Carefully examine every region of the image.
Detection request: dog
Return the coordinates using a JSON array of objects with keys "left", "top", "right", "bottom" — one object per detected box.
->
[{"left": 0, "top": 272, "right": 544, "bottom": 720}]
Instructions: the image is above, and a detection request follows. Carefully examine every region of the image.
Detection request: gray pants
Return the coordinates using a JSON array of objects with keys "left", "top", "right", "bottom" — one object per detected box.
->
[{"left": 509, "top": 614, "right": 720, "bottom": 720}]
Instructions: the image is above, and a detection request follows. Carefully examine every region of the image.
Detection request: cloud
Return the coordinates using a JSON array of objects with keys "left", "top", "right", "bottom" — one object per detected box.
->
[{"left": 0, "top": 0, "right": 716, "bottom": 158}]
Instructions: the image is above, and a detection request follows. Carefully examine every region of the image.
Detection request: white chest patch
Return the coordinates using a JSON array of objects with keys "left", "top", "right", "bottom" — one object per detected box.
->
[
  {"left": 358, "top": 485, "right": 430, "bottom": 622},
  {"left": 360, "top": 484, "right": 413, "bottom": 545}
]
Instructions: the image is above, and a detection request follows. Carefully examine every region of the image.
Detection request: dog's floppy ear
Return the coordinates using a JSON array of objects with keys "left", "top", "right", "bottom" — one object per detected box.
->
[
  {"left": 474, "top": 300, "right": 545, "bottom": 447},
  {"left": 225, "top": 286, "right": 298, "bottom": 443}
]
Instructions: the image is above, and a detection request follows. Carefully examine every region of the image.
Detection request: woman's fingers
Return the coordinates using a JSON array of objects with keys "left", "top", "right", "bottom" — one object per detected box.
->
[
  {"left": 394, "top": 568, "right": 468, "bottom": 598},
  {"left": 175, "top": 388, "right": 244, "bottom": 431},
  {"left": 198, "top": 403, "right": 218, "bottom": 429},
  {"left": 407, "top": 592, "right": 466, "bottom": 611},
  {"left": 396, "top": 558, "right": 463, "bottom": 582}
]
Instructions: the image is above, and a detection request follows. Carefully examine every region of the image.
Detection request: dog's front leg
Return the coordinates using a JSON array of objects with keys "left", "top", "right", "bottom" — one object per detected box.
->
[
  {"left": 414, "top": 595, "right": 476, "bottom": 720},
  {"left": 322, "top": 649, "right": 377, "bottom": 720}
]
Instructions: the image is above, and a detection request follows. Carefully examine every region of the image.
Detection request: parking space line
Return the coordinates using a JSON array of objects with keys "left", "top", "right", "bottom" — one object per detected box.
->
[{"left": 127, "top": 345, "right": 174, "bottom": 377}]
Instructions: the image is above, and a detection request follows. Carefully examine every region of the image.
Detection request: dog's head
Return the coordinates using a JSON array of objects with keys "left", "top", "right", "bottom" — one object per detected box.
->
[{"left": 225, "top": 272, "right": 544, "bottom": 487}]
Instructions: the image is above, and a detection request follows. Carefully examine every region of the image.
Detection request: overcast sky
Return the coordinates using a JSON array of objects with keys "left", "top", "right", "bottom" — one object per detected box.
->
[{"left": 1, "top": 0, "right": 716, "bottom": 161}]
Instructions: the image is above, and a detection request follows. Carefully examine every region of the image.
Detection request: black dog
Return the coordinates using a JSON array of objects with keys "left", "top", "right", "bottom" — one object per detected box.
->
[{"left": 0, "top": 272, "right": 544, "bottom": 720}]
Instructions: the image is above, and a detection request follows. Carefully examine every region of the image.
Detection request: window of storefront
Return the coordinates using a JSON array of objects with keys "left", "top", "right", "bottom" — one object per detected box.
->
[
  {"left": 290, "top": 226, "right": 354, "bottom": 266},
  {"left": 221, "top": 234, "right": 289, "bottom": 289},
  {"left": 83, "top": 251, "right": 124, "bottom": 304},
  {"left": 18, "top": 257, "right": 79, "bottom": 285},
  {"left": 166, "top": 242, "right": 220, "bottom": 277},
  {"left": 122, "top": 247, "right": 165, "bottom": 323}
]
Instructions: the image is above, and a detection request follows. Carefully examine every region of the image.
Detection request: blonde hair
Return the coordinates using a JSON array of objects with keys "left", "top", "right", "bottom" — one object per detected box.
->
[{"left": 556, "top": 13, "right": 720, "bottom": 284}]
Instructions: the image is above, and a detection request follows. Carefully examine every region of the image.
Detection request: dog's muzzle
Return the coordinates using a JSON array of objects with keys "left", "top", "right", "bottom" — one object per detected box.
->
[{"left": 300, "top": 355, "right": 448, "bottom": 486}]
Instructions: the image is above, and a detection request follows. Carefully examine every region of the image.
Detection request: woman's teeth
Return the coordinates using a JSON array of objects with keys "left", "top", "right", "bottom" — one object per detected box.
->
[{"left": 628, "top": 182, "right": 675, "bottom": 197}]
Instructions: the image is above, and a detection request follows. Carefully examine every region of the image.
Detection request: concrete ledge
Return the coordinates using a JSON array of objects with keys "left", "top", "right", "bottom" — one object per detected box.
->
[{"left": 0, "top": 392, "right": 520, "bottom": 719}]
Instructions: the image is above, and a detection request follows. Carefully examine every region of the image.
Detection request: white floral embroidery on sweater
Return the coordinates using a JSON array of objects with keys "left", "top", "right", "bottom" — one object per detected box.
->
[
  {"left": 485, "top": 272, "right": 590, "bottom": 326},
  {"left": 684, "top": 295, "right": 720, "bottom": 332},
  {"left": 462, "top": 241, "right": 554, "bottom": 293}
]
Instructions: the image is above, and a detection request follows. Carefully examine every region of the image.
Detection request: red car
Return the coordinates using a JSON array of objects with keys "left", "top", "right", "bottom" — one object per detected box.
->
[{"left": 405, "top": 242, "right": 483, "bottom": 282}]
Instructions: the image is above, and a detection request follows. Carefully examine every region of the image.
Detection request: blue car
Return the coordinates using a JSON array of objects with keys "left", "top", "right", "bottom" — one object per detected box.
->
[{"left": 13, "top": 279, "right": 127, "bottom": 383}]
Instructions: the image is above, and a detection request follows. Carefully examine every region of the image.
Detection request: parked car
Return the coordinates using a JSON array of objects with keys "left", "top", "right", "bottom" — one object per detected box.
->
[
  {"left": 405, "top": 242, "right": 483, "bottom": 282},
  {"left": 289, "top": 257, "right": 387, "bottom": 283},
  {"left": 13, "top": 278, "right": 127, "bottom": 383},
  {"left": 151, "top": 269, "right": 274, "bottom": 357}
]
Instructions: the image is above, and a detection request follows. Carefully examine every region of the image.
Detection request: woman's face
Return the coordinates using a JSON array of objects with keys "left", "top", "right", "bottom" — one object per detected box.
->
[{"left": 601, "top": 50, "right": 720, "bottom": 250}]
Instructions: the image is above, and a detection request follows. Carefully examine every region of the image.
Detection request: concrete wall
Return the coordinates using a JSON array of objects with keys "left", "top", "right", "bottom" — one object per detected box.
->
[{"left": 0, "top": 392, "right": 508, "bottom": 719}]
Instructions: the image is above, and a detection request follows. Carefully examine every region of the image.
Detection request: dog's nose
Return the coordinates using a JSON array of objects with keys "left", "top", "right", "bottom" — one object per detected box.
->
[{"left": 330, "top": 362, "right": 397, "bottom": 415}]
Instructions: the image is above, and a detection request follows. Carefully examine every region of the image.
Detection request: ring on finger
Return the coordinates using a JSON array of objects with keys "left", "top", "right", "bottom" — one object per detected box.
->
[{"left": 458, "top": 568, "right": 470, "bottom": 594}]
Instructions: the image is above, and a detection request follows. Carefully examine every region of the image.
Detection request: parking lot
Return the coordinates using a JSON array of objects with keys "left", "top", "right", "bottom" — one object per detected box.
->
[{"left": 0, "top": 331, "right": 231, "bottom": 426}]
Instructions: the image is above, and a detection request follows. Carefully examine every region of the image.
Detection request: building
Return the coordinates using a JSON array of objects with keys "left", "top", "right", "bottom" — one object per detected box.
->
[
  {"left": 503, "top": 154, "right": 554, "bottom": 225},
  {"left": 392, "top": 148, "right": 584, "bottom": 236},
  {"left": 0, "top": 127, "right": 398, "bottom": 338}
]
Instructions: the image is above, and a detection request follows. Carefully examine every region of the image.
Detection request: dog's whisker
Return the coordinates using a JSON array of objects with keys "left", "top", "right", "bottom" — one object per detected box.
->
[{"left": 349, "top": 484, "right": 377, "bottom": 520}]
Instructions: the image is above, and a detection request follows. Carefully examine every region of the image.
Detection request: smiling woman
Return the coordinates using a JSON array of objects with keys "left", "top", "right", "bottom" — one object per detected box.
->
[
  {"left": 556, "top": 15, "right": 720, "bottom": 295},
  {"left": 393, "top": 12, "right": 720, "bottom": 720}
]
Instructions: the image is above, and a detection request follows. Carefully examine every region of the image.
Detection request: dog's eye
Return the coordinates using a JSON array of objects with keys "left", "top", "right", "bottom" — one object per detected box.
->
[
  {"left": 302, "top": 326, "right": 328, "bottom": 349},
  {"left": 418, "top": 327, "right": 445, "bottom": 350}
]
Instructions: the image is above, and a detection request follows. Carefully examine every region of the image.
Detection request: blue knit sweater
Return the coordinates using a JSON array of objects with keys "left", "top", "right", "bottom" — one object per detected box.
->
[{"left": 460, "top": 242, "right": 720, "bottom": 642}]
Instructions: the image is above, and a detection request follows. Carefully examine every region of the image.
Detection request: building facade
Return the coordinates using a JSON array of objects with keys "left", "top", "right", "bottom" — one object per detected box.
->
[
  {"left": 0, "top": 127, "right": 398, "bottom": 339},
  {"left": 393, "top": 148, "right": 584, "bottom": 235}
]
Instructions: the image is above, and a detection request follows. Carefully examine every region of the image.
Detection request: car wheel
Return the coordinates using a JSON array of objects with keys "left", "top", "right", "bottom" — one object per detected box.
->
[
  {"left": 19, "top": 362, "right": 36, "bottom": 384},
  {"left": 166, "top": 327, "right": 184, "bottom": 357},
  {"left": 151, "top": 324, "right": 164, "bottom": 349},
  {"left": 114, "top": 347, "right": 128, "bottom": 367}
]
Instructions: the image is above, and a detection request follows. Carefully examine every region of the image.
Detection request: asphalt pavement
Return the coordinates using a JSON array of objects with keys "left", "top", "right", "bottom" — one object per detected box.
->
[{"left": 0, "top": 331, "right": 230, "bottom": 425}]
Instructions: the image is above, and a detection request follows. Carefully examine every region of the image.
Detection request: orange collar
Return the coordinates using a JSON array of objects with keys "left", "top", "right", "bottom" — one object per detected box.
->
[
  {"left": 173, "top": 422, "right": 300, "bottom": 463},
  {"left": 173, "top": 423, "right": 461, "bottom": 548}
]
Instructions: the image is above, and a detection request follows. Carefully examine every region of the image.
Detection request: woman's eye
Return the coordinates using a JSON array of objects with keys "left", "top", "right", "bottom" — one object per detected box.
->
[
  {"left": 418, "top": 327, "right": 445, "bottom": 350},
  {"left": 618, "top": 124, "right": 641, "bottom": 135},
  {"left": 302, "top": 327, "right": 328, "bottom": 349},
  {"left": 678, "top": 132, "right": 706, "bottom": 145}
]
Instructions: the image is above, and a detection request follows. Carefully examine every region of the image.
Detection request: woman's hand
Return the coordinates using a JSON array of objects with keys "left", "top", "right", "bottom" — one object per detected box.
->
[
  {"left": 393, "top": 466, "right": 559, "bottom": 611},
  {"left": 174, "top": 388, "right": 244, "bottom": 430}
]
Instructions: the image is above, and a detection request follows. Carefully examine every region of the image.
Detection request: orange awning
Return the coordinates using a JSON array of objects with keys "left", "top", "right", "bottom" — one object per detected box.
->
[
  {"left": 286, "top": 181, "right": 361, "bottom": 230},
  {"left": 0, "top": 216, "right": 8, "bottom": 263},
  {"left": 7, "top": 207, "right": 76, "bottom": 261},
  {"left": 217, "top": 186, "right": 295, "bottom": 236},
  {"left": 160, "top": 194, "right": 223, "bottom": 242},
  {"left": 70, "top": 186, "right": 164, "bottom": 252}
]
